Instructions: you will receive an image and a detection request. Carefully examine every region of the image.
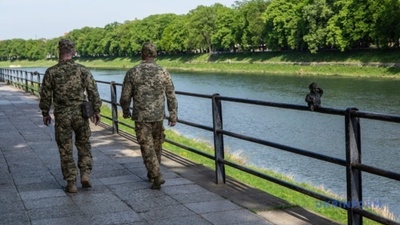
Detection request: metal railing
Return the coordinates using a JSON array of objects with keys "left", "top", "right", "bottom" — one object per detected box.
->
[{"left": 1, "top": 68, "right": 399, "bottom": 225}]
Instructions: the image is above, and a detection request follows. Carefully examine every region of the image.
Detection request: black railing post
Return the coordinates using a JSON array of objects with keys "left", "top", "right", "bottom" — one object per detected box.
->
[
  {"left": 7, "top": 69, "right": 10, "bottom": 83},
  {"left": 30, "top": 72, "right": 34, "bottom": 95},
  {"left": 6, "top": 69, "right": 10, "bottom": 84},
  {"left": 13, "top": 70, "right": 16, "bottom": 85},
  {"left": 110, "top": 81, "right": 119, "bottom": 134},
  {"left": 12, "top": 70, "right": 15, "bottom": 86},
  {"left": 13, "top": 70, "right": 16, "bottom": 87},
  {"left": 17, "top": 70, "right": 21, "bottom": 88},
  {"left": 11, "top": 70, "right": 14, "bottom": 86},
  {"left": 345, "top": 108, "right": 362, "bottom": 225},
  {"left": 17, "top": 70, "right": 21, "bottom": 89},
  {"left": 212, "top": 93, "right": 225, "bottom": 184},
  {"left": 37, "top": 72, "right": 41, "bottom": 93},
  {"left": 24, "top": 71, "right": 29, "bottom": 92}
]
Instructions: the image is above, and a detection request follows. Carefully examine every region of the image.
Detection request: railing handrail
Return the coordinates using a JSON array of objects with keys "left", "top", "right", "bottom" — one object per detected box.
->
[{"left": 1, "top": 68, "right": 399, "bottom": 225}]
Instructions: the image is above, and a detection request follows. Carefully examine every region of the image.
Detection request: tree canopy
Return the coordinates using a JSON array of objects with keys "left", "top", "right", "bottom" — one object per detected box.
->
[{"left": 1, "top": 0, "right": 399, "bottom": 61}]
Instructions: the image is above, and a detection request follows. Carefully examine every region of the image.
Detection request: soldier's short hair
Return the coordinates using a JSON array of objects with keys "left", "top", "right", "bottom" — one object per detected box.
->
[
  {"left": 58, "top": 39, "right": 75, "bottom": 54},
  {"left": 141, "top": 42, "right": 157, "bottom": 57}
]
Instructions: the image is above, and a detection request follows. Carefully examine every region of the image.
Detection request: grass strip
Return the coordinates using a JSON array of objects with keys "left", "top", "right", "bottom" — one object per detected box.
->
[{"left": 1, "top": 49, "right": 400, "bottom": 78}]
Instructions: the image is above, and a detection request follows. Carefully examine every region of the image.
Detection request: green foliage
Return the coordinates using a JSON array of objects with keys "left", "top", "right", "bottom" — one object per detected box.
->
[
  {"left": 302, "top": 0, "right": 334, "bottom": 53},
  {"left": 237, "top": 0, "right": 270, "bottom": 51},
  {"left": 1, "top": 0, "right": 400, "bottom": 61},
  {"left": 187, "top": 4, "right": 219, "bottom": 53},
  {"left": 263, "top": 0, "right": 301, "bottom": 50},
  {"left": 212, "top": 4, "right": 238, "bottom": 51},
  {"left": 160, "top": 15, "right": 190, "bottom": 53}
]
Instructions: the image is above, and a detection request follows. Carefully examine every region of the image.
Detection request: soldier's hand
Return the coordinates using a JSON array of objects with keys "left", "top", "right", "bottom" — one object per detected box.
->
[
  {"left": 90, "top": 113, "right": 101, "bottom": 126},
  {"left": 168, "top": 120, "right": 176, "bottom": 127},
  {"left": 43, "top": 115, "right": 52, "bottom": 126}
]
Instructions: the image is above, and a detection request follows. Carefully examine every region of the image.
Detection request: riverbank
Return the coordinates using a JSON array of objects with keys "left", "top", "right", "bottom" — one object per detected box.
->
[{"left": 1, "top": 49, "right": 400, "bottom": 78}]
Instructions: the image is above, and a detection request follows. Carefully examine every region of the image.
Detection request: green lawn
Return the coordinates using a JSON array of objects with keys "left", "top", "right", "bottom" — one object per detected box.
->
[{"left": 1, "top": 49, "right": 400, "bottom": 78}]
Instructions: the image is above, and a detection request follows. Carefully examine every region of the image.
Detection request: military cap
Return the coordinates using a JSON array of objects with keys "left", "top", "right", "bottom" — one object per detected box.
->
[
  {"left": 141, "top": 42, "right": 157, "bottom": 57},
  {"left": 58, "top": 39, "right": 75, "bottom": 53}
]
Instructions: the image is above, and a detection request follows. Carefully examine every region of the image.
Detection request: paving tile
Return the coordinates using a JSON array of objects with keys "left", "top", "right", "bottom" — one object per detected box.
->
[
  {"left": 170, "top": 191, "right": 224, "bottom": 204},
  {"left": 162, "top": 183, "right": 209, "bottom": 195},
  {"left": 99, "top": 174, "right": 143, "bottom": 185},
  {"left": 150, "top": 215, "right": 213, "bottom": 225},
  {"left": 111, "top": 185, "right": 165, "bottom": 201},
  {"left": 0, "top": 170, "right": 13, "bottom": 185},
  {"left": 16, "top": 181, "right": 61, "bottom": 192},
  {"left": 139, "top": 205, "right": 197, "bottom": 221},
  {"left": 92, "top": 168, "right": 133, "bottom": 179},
  {"left": 89, "top": 210, "right": 143, "bottom": 225},
  {"left": 27, "top": 205, "right": 83, "bottom": 221},
  {"left": 31, "top": 216, "right": 90, "bottom": 225},
  {"left": 0, "top": 199, "right": 25, "bottom": 213},
  {"left": 70, "top": 192, "right": 121, "bottom": 204},
  {"left": 78, "top": 200, "right": 132, "bottom": 215},
  {"left": 19, "top": 189, "right": 67, "bottom": 201},
  {"left": 25, "top": 194, "right": 70, "bottom": 208},
  {"left": 0, "top": 210, "right": 30, "bottom": 225},
  {"left": 94, "top": 162, "right": 126, "bottom": 172},
  {"left": 125, "top": 194, "right": 180, "bottom": 212},
  {"left": 126, "top": 165, "right": 148, "bottom": 175},
  {"left": 185, "top": 199, "right": 242, "bottom": 214},
  {"left": 161, "top": 177, "right": 194, "bottom": 186},
  {"left": 201, "top": 209, "right": 269, "bottom": 225},
  {"left": 13, "top": 175, "right": 59, "bottom": 186}
]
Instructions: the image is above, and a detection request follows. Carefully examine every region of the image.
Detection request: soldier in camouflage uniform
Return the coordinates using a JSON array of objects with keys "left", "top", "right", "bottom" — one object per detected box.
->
[
  {"left": 39, "top": 39, "right": 102, "bottom": 193},
  {"left": 120, "top": 42, "right": 178, "bottom": 189}
]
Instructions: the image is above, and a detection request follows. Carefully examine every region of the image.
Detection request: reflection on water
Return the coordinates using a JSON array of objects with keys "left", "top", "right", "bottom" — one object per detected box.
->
[{"left": 27, "top": 67, "right": 400, "bottom": 219}]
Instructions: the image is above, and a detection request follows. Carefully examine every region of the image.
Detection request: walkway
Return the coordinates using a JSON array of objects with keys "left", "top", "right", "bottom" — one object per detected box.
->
[{"left": 0, "top": 82, "right": 340, "bottom": 225}]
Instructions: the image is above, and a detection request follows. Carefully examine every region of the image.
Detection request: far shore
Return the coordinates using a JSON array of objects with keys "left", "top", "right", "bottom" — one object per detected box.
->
[{"left": 1, "top": 51, "right": 400, "bottom": 79}]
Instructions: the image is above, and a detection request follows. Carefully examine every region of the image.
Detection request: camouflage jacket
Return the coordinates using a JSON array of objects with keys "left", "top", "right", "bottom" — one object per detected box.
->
[
  {"left": 119, "top": 61, "right": 178, "bottom": 122},
  {"left": 39, "top": 59, "right": 102, "bottom": 116}
]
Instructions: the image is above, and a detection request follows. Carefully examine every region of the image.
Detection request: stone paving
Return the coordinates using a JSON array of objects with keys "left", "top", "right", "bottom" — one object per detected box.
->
[{"left": 0, "top": 82, "right": 340, "bottom": 225}]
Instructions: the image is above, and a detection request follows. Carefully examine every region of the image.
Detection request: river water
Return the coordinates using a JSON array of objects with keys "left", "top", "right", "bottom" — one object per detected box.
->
[{"left": 27, "top": 67, "right": 400, "bottom": 219}]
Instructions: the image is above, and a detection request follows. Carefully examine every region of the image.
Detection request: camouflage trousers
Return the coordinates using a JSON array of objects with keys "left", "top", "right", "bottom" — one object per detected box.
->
[
  {"left": 54, "top": 110, "right": 93, "bottom": 181},
  {"left": 135, "top": 121, "right": 165, "bottom": 178}
]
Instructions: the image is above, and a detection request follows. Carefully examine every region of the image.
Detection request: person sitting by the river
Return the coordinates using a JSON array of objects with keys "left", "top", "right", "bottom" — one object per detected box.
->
[{"left": 305, "top": 82, "right": 323, "bottom": 111}]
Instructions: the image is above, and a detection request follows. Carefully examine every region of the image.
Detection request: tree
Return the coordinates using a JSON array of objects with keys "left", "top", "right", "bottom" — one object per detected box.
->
[
  {"left": 327, "top": 0, "right": 374, "bottom": 50},
  {"left": 212, "top": 4, "right": 240, "bottom": 52},
  {"left": 8, "top": 39, "right": 26, "bottom": 60},
  {"left": 115, "top": 21, "right": 137, "bottom": 56},
  {"left": 24, "top": 39, "right": 47, "bottom": 59},
  {"left": 368, "top": 0, "right": 400, "bottom": 48},
  {"left": 160, "top": 15, "right": 190, "bottom": 53},
  {"left": 125, "top": 14, "right": 179, "bottom": 54},
  {"left": 44, "top": 38, "right": 59, "bottom": 59},
  {"left": 187, "top": 5, "right": 218, "bottom": 53},
  {"left": 101, "top": 22, "right": 121, "bottom": 56},
  {"left": 0, "top": 40, "right": 12, "bottom": 60},
  {"left": 237, "top": 0, "right": 270, "bottom": 51},
  {"left": 263, "top": 0, "right": 303, "bottom": 51},
  {"left": 1, "top": 0, "right": 400, "bottom": 59},
  {"left": 302, "top": 0, "right": 334, "bottom": 53}
]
